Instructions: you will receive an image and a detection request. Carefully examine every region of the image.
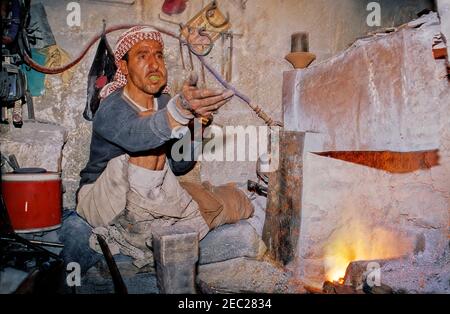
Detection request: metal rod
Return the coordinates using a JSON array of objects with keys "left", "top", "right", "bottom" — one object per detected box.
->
[
  {"left": 201, "top": 63, "right": 206, "bottom": 88},
  {"left": 179, "top": 40, "right": 186, "bottom": 70},
  {"left": 221, "top": 33, "right": 226, "bottom": 77},
  {"left": 96, "top": 234, "right": 128, "bottom": 294},
  {"left": 226, "top": 34, "right": 233, "bottom": 82},
  {"left": 188, "top": 48, "right": 194, "bottom": 71},
  {"left": 1, "top": 235, "right": 61, "bottom": 259},
  {"left": 28, "top": 240, "right": 64, "bottom": 248}
]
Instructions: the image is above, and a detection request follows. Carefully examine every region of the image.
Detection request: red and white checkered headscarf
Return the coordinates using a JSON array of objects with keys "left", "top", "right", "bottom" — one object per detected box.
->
[{"left": 100, "top": 26, "right": 170, "bottom": 99}]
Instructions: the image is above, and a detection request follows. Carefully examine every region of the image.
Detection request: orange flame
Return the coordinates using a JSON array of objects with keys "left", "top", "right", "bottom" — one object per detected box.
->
[{"left": 324, "top": 220, "right": 413, "bottom": 282}]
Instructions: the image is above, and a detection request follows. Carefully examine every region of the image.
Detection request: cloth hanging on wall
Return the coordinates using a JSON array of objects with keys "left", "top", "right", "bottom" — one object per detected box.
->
[{"left": 83, "top": 35, "right": 116, "bottom": 121}]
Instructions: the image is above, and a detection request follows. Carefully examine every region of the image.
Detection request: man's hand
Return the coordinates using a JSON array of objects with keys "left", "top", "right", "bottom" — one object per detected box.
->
[{"left": 178, "top": 72, "right": 234, "bottom": 118}]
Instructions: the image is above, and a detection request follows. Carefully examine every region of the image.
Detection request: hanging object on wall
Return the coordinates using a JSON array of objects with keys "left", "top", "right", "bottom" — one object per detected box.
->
[
  {"left": 19, "top": 48, "right": 46, "bottom": 97},
  {"left": 158, "top": 0, "right": 241, "bottom": 84},
  {"left": 285, "top": 32, "right": 316, "bottom": 69},
  {"left": 28, "top": 3, "right": 56, "bottom": 50},
  {"left": 84, "top": 24, "right": 116, "bottom": 121},
  {"left": 225, "top": 32, "right": 234, "bottom": 82},
  {"left": 1, "top": 0, "right": 35, "bottom": 126},
  {"left": 181, "top": 0, "right": 231, "bottom": 56},
  {"left": 162, "top": 0, "right": 188, "bottom": 16},
  {"left": 40, "top": 45, "right": 75, "bottom": 87}
]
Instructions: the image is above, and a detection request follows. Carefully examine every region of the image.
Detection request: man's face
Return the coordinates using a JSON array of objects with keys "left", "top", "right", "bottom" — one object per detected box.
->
[{"left": 120, "top": 39, "right": 168, "bottom": 95}]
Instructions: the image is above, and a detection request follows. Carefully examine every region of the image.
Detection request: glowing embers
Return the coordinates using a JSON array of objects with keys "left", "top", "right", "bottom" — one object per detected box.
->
[{"left": 315, "top": 150, "right": 439, "bottom": 173}]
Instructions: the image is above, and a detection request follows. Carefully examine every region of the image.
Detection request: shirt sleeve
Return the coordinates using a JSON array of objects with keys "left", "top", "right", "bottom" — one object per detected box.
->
[{"left": 93, "top": 98, "right": 174, "bottom": 153}]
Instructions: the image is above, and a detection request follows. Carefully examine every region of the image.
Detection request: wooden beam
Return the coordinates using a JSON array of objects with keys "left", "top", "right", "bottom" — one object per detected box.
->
[{"left": 262, "top": 131, "right": 304, "bottom": 265}]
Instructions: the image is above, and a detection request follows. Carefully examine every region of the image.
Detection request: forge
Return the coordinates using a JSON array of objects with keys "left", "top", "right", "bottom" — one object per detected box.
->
[{"left": 264, "top": 12, "right": 450, "bottom": 293}]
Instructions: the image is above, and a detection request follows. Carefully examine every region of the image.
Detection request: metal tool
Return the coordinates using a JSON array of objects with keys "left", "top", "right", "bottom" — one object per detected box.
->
[
  {"left": 188, "top": 47, "right": 194, "bottom": 70},
  {"left": 227, "top": 32, "right": 233, "bottom": 82},
  {"left": 158, "top": 13, "right": 215, "bottom": 57},
  {"left": 206, "top": 0, "right": 230, "bottom": 28},
  {"left": 8, "top": 154, "right": 20, "bottom": 170},
  {"left": 201, "top": 63, "right": 207, "bottom": 88},
  {"left": 221, "top": 32, "right": 226, "bottom": 77},
  {"left": 21, "top": 20, "right": 280, "bottom": 127},
  {"left": 28, "top": 240, "right": 64, "bottom": 248},
  {"left": 96, "top": 234, "right": 128, "bottom": 294},
  {"left": 186, "top": 26, "right": 214, "bottom": 57},
  {"left": 179, "top": 40, "right": 186, "bottom": 70},
  {"left": 247, "top": 180, "right": 268, "bottom": 197}
]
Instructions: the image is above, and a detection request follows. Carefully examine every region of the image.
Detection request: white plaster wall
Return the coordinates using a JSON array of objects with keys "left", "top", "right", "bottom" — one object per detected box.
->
[
  {"left": 284, "top": 20, "right": 446, "bottom": 152},
  {"left": 297, "top": 151, "right": 449, "bottom": 287},
  {"left": 282, "top": 17, "right": 450, "bottom": 288}
]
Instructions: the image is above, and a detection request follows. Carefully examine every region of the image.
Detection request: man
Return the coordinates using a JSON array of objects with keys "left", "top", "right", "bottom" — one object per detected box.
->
[{"left": 77, "top": 27, "right": 253, "bottom": 266}]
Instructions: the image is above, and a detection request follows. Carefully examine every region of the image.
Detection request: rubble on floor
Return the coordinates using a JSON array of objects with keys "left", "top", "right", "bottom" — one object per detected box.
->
[
  {"left": 197, "top": 257, "right": 293, "bottom": 294},
  {"left": 78, "top": 255, "right": 158, "bottom": 294}
]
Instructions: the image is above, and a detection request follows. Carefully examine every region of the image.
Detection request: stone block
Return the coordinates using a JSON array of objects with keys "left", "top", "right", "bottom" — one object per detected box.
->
[
  {"left": 152, "top": 226, "right": 199, "bottom": 294},
  {"left": 0, "top": 121, "right": 67, "bottom": 172},
  {"left": 199, "top": 221, "right": 266, "bottom": 265}
]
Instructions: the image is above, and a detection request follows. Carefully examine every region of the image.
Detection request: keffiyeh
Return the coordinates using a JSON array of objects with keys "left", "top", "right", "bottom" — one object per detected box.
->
[{"left": 100, "top": 26, "right": 170, "bottom": 99}]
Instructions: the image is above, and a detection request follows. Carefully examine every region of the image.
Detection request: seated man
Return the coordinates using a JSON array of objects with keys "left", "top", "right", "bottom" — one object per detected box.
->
[{"left": 76, "top": 26, "right": 254, "bottom": 267}]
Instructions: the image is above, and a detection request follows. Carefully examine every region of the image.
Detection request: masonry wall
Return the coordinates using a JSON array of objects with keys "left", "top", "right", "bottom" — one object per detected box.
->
[{"left": 21, "top": 0, "right": 434, "bottom": 208}]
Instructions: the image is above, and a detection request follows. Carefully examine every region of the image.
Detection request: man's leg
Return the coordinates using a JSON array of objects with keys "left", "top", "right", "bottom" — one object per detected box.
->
[
  {"left": 180, "top": 181, "right": 255, "bottom": 230},
  {"left": 127, "top": 154, "right": 210, "bottom": 240},
  {"left": 76, "top": 155, "right": 129, "bottom": 227}
]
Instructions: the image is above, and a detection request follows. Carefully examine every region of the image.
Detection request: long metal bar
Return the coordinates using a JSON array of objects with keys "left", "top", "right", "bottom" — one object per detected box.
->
[{"left": 96, "top": 234, "right": 128, "bottom": 294}]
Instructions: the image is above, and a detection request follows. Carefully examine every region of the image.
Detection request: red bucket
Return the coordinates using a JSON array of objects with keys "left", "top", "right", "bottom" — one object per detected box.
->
[{"left": 1, "top": 172, "right": 62, "bottom": 233}]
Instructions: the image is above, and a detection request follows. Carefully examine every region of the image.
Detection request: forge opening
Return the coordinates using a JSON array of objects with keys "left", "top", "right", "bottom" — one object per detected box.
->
[{"left": 314, "top": 150, "right": 440, "bottom": 173}]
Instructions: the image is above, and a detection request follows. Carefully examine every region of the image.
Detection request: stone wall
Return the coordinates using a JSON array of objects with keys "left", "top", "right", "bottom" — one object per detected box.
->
[
  {"left": 283, "top": 14, "right": 450, "bottom": 288},
  {"left": 4, "top": 0, "right": 434, "bottom": 208}
]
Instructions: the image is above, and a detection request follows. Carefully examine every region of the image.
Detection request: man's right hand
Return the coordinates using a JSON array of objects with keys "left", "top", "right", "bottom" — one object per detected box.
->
[{"left": 177, "top": 72, "right": 235, "bottom": 118}]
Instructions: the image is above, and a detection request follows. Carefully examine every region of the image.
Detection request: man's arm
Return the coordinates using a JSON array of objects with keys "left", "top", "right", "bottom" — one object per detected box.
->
[
  {"left": 94, "top": 73, "right": 234, "bottom": 154},
  {"left": 93, "top": 100, "right": 176, "bottom": 153}
]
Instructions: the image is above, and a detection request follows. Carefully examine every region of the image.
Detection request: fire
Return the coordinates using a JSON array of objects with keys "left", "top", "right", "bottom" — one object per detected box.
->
[{"left": 324, "top": 219, "right": 413, "bottom": 283}]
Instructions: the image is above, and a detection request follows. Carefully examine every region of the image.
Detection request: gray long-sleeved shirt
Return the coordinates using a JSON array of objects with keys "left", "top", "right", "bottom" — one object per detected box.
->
[{"left": 79, "top": 88, "right": 195, "bottom": 189}]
